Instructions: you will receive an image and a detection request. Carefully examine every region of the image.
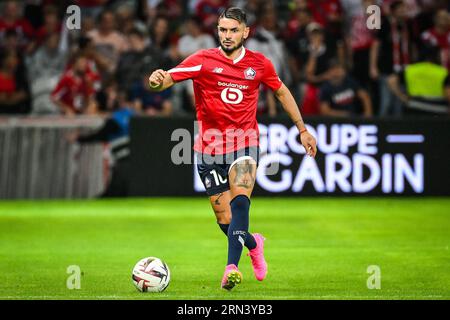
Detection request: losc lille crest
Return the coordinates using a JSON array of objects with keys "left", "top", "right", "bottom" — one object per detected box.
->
[{"left": 244, "top": 67, "right": 256, "bottom": 80}]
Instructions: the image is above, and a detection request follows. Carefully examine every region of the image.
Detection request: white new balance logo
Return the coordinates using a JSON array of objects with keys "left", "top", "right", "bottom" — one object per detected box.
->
[
  {"left": 238, "top": 236, "right": 245, "bottom": 247},
  {"left": 213, "top": 67, "right": 223, "bottom": 73}
]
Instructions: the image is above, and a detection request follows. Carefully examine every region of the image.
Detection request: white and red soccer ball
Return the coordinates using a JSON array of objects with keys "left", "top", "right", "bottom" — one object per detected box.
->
[{"left": 132, "top": 257, "right": 170, "bottom": 292}]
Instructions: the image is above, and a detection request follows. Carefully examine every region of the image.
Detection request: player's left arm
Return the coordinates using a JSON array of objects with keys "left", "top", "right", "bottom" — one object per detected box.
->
[{"left": 274, "top": 83, "right": 317, "bottom": 157}]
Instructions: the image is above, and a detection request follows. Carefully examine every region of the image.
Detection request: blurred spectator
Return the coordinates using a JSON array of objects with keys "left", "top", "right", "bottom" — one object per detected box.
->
[
  {"left": 87, "top": 9, "right": 130, "bottom": 76},
  {"left": 77, "top": 35, "right": 110, "bottom": 80},
  {"left": 414, "top": 0, "right": 449, "bottom": 35},
  {"left": 306, "top": 0, "right": 344, "bottom": 45},
  {"left": 231, "top": 0, "right": 263, "bottom": 27},
  {"left": 343, "top": 0, "right": 376, "bottom": 89},
  {"left": 0, "top": 29, "right": 29, "bottom": 100},
  {"left": 178, "top": 16, "right": 216, "bottom": 58},
  {"left": 285, "top": 8, "right": 313, "bottom": 87},
  {"left": 0, "top": 0, "right": 447, "bottom": 119},
  {"left": 149, "top": 15, "right": 171, "bottom": 52},
  {"left": 75, "top": 0, "right": 109, "bottom": 19},
  {"left": 116, "top": 28, "right": 170, "bottom": 93},
  {"left": 340, "top": 0, "right": 365, "bottom": 22},
  {"left": 130, "top": 76, "right": 173, "bottom": 117},
  {"left": 370, "top": 0, "right": 416, "bottom": 116},
  {"left": 247, "top": 10, "right": 292, "bottom": 84},
  {"left": 319, "top": 59, "right": 373, "bottom": 117},
  {"left": 115, "top": 2, "right": 148, "bottom": 36},
  {"left": 421, "top": 9, "right": 450, "bottom": 71},
  {"left": 74, "top": 90, "right": 138, "bottom": 197},
  {"left": 0, "top": 1, "right": 34, "bottom": 52},
  {"left": 80, "top": 14, "right": 97, "bottom": 37},
  {"left": 195, "top": 0, "right": 229, "bottom": 33},
  {"left": 34, "top": 5, "right": 62, "bottom": 46},
  {"left": 247, "top": 10, "right": 292, "bottom": 114},
  {"left": 1, "top": 28, "right": 22, "bottom": 53},
  {"left": 140, "top": 0, "right": 184, "bottom": 24},
  {"left": 23, "top": 0, "right": 45, "bottom": 29},
  {"left": 51, "top": 54, "right": 98, "bottom": 115},
  {"left": 96, "top": 77, "right": 119, "bottom": 113},
  {"left": 176, "top": 16, "right": 216, "bottom": 110},
  {"left": 26, "top": 33, "right": 67, "bottom": 114},
  {"left": 302, "top": 22, "right": 339, "bottom": 115},
  {"left": 257, "top": 84, "right": 277, "bottom": 117},
  {"left": 148, "top": 15, "right": 179, "bottom": 69},
  {"left": 0, "top": 50, "right": 29, "bottom": 114},
  {"left": 387, "top": 45, "right": 450, "bottom": 115},
  {"left": 285, "top": 6, "right": 313, "bottom": 37},
  {"left": 306, "top": 0, "right": 343, "bottom": 26},
  {"left": 381, "top": 0, "right": 421, "bottom": 19}
]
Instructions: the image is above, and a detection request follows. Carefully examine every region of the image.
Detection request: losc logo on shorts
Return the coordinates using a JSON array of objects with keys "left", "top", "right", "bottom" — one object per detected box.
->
[
  {"left": 205, "top": 177, "right": 211, "bottom": 188},
  {"left": 244, "top": 67, "right": 256, "bottom": 80}
]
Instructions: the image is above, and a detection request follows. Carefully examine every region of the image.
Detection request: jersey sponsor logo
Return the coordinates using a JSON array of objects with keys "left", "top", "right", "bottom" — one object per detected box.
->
[
  {"left": 217, "top": 81, "right": 248, "bottom": 90},
  {"left": 244, "top": 67, "right": 256, "bottom": 80},
  {"left": 213, "top": 67, "right": 223, "bottom": 73},
  {"left": 221, "top": 87, "right": 243, "bottom": 104}
]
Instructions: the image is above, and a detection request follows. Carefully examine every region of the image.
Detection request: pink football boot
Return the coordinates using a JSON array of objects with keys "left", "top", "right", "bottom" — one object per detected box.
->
[
  {"left": 247, "top": 233, "right": 267, "bottom": 281},
  {"left": 221, "top": 264, "right": 242, "bottom": 290}
]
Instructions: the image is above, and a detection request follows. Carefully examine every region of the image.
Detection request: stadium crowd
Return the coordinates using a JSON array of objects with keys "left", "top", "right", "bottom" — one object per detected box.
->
[{"left": 0, "top": 0, "right": 449, "bottom": 118}]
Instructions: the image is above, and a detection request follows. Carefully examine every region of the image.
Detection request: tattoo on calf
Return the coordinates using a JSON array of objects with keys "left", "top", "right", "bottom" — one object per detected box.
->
[
  {"left": 233, "top": 160, "right": 255, "bottom": 189},
  {"left": 214, "top": 193, "right": 223, "bottom": 205}
]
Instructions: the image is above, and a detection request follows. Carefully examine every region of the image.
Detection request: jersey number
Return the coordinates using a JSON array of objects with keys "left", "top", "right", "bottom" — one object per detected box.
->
[{"left": 210, "top": 169, "right": 227, "bottom": 186}]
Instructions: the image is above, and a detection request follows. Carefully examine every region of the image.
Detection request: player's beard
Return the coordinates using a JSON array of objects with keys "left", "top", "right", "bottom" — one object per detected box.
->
[{"left": 220, "top": 37, "right": 245, "bottom": 54}]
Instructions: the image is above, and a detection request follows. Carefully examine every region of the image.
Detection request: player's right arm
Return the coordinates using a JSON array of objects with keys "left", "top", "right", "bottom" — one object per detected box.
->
[
  {"left": 148, "top": 69, "right": 175, "bottom": 92},
  {"left": 149, "top": 51, "right": 204, "bottom": 92}
]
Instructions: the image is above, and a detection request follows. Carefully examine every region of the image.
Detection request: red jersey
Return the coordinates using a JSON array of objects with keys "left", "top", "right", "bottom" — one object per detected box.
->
[
  {"left": 307, "top": 0, "right": 342, "bottom": 27},
  {"left": 421, "top": 28, "right": 450, "bottom": 71},
  {"left": 0, "top": 73, "right": 16, "bottom": 94},
  {"left": 0, "top": 19, "right": 34, "bottom": 44},
  {"left": 51, "top": 70, "right": 96, "bottom": 114},
  {"left": 168, "top": 47, "right": 282, "bottom": 155}
]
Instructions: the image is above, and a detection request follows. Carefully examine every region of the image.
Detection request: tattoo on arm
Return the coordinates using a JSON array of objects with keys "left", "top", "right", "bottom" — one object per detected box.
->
[{"left": 233, "top": 160, "right": 256, "bottom": 189}]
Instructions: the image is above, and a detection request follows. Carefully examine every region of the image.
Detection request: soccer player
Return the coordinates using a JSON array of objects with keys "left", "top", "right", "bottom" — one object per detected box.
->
[{"left": 148, "top": 7, "right": 317, "bottom": 290}]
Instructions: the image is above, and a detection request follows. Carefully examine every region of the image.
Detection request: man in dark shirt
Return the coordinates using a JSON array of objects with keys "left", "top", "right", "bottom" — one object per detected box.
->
[
  {"left": 319, "top": 60, "right": 373, "bottom": 117},
  {"left": 116, "top": 28, "right": 171, "bottom": 92}
]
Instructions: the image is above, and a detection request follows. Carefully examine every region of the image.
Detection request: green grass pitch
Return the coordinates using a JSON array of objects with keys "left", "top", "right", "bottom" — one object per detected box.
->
[{"left": 0, "top": 198, "right": 449, "bottom": 300}]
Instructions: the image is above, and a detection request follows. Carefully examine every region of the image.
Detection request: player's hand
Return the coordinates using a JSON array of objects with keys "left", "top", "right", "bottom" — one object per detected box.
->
[
  {"left": 148, "top": 69, "right": 167, "bottom": 89},
  {"left": 300, "top": 131, "right": 317, "bottom": 158}
]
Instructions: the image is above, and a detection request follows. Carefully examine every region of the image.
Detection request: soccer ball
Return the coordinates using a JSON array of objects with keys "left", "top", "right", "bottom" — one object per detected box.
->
[{"left": 132, "top": 257, "right": 170, "bottom": 292}]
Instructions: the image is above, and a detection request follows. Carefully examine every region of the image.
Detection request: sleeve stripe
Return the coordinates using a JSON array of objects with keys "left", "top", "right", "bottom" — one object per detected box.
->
[{"left": 168, "top": 65, "right": 202, "bottom": 73}]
